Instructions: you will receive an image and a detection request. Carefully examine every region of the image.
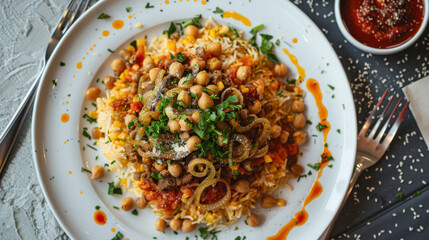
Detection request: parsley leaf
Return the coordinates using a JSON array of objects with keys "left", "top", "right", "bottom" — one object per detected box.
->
[
  {"left": 151, "top": 172, "right": 163, "bottom": 179},
  {"left": 107, "top": 182, "right": 122, "bottom": 195},
  {"left": 145, "top": 2, "right": 154, "bottom": 8},
  {"left": 163, "top": 22, "right": 177, "bottom": 37},
  {"left": 176, "top": 52, "right": 186, "bottom": 63},
  {"left": 97, "top": 13, "right": 110, "bottom": 19}
]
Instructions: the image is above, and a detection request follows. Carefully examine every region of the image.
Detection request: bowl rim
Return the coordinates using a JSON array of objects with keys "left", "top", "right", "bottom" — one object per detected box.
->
[{"left": 334, "top": 0, "right": 429, "bottom": 55}]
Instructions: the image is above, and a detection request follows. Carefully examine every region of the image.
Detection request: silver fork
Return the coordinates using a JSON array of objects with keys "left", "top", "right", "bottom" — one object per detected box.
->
[
  {"left": 0, "top": 0, "right": 90, "bottom": 177},
  {"left": 320, "top": 90, "right": 410, "bottom": 240}
]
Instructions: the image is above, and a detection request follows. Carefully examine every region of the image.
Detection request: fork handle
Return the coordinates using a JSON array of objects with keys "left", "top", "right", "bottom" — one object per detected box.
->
[
  {"left": 319, "top": 167, "right": 363, "bottom": 240},
  {"left": 0, "top": 69, "right": 42, "bottom": 178}
]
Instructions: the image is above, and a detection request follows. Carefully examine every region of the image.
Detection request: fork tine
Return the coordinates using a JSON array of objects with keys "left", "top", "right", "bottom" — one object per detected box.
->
[
  {"left": 374, "top": 97, "right": 402, "bottom": 143},
  {"left": 61, "top": 0, "right": 85, "bottom": 33},
  {"left": 358, "top": 89, "right": 388, "bottom": 137},
  {"left": 367, "top": 93, "right": 394, "bottom": 139},
  {"left": 381, "top": 101, "right": 410, "bottom": 149}
]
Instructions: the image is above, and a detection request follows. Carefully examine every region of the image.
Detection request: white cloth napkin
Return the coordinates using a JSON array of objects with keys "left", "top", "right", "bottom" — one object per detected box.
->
[{"left": 402, "top": 77, "right": 429, "bottom": 148}]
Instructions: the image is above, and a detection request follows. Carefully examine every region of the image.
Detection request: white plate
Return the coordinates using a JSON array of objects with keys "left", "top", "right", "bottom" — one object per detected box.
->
[{"left": 32, "top": 0, "right": 357, "bottom": 239}]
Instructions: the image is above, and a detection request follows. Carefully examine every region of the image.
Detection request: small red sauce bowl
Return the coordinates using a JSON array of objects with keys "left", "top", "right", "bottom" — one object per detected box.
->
[{"left": 335, "top": 0, "right": 429, "bottom": 55}]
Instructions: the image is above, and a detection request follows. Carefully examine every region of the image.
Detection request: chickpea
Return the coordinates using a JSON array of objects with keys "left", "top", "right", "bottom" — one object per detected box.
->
[
  {"left": 207, "top": 57, "right": 221, "bottom": 71},
  {"left": 104, "top": 76, "right": 116, "bottom": 90},
  {"left": 271, "top": 124, "right": 282, "bottom": 139},
  {"left": 169, "top": 62, "right": 185, "bottom": 78},
  {"left": 178, "top": 76, "right": 194, "bottom": 89},
  {"left": 149, "top": 68, "right": 161, "bottom": 82},
  {"left": 136, "top": 196, "right": 148, "bottom": 209},
  {"left": 120, "top": 197, "right": 133, "bottom": 211},
  {"left": 246, "top": 214, "right": 260, "bottom": 227},
  {"left": 261, "top": 195, "right": 278, "bottom": 208},
  {"left": 162, "top": 58, "right": 173, "bottom": 68},
  {"left": 191, "top": 111, "right": 200, "bottom": 124},
  {"left": 279, "top": 130, "right": 290, "bottom": 144},
  {"left": 207, "top": 42, "right": 222, "bottom": 56},
  {"left": 182, "top": 219, "right": 196, "bottom": 233},
  {"left": 236, "top": 66, "right": 251, "bottom": 81},
  {"left": 205, "top": 84, "right": 219, "bottom": 95},
  {"left": 91, "top": 165, "right": 104, "bottom": 180},
  {"left": 293, "top": 131, "right": 307, "bottom": 146},
  {"left": 290, "top": 163, "right": 304, "bottom": 177},
  {"left": 187, "top": 135, "right": 202, "bottom": 151},
  {"left": 169, "top": 219, "right": 182, "bottom": 231},
  {"left": 196, "top": 71, "right": 210, "bottom": 86},
  {"left": 143, "top": 56, "right": 154, "bottom": 69},
  {"left": 111, "top": 58, "right": 126, "bottom": 75},
  {"left": 198, "top": 92, "right": 214, "bottom": 110},
  {"left": 190, "top": 58, "right": 206, "bottom": 70},
  {"left": 168, "top": 120, "right": 181, "bottom": 133},
  {"left": 85, "top": 87, "right": 101, "bottom": 101},
  {"left": 190, "top": 85, "right": 203, "bottom": 97},
  {"left": 118, "top": 49, "right": 132, "bottom": 61},
  {"left": 185, "top": 25, "right": 199, "bottom": 37},
  {"left": 92, "top": 127, "right": 102, "bottom": 139},
  {"left": 154, "top": 160, "right": 166, "bottom": 171},
  {"left": 293, "top": 113, "right": 306, "bottom": 129},
  {"left": 292, "top": 100, "right": 305, "bottom": 113},
  {"left": 248, "top": 100, "right": 262, "bottom": 114},
  {"left": 177, "top": 90, "right": 191, "bottom": 107},
  {"left": 180, "top": 132, "right": 190, "bottom": 141},
  {"left": 274, "top": 63, "right": 288, "bottom": 77},
  {"left": 179, "top": 118, "right": 192, "bottom": 132},
  {"left": 168, "top": 163, "right": 182, "bottom": 177},
  {"left": 232, "top": 179, "right": 250, "bottom": 194},
  {"left": 155, "top": 218, "right": 167, "bottom": 232},
  {"left": 160, "top": 169, "right": 170, "bottom": 178}
]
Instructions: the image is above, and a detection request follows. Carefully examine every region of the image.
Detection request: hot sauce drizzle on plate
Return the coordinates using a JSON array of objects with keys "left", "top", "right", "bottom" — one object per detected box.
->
[
  {"left": 222, "top": 11, "right": 252, "bottom": 26},
  {"left": 267, "top": 50, "right": 332, "bottom": 240},
  {"left": 94, "top": 210, "right": 107, "bottom": 225}
]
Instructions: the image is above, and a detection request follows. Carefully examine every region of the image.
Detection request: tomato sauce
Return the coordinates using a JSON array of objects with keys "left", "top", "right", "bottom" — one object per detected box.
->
[{"left": 341, "top": 0, "right": 425, "bottom": 48}]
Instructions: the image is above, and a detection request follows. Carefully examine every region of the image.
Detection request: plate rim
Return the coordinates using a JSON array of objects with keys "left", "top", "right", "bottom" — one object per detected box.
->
[{"left": 31, "top": 0, "right": 358, "bottom": 239}]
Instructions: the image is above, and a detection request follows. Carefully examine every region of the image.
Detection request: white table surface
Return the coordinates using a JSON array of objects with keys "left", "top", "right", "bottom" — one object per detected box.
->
[{"left": 0, "top": 0, "right": 69, "bottom": 239}]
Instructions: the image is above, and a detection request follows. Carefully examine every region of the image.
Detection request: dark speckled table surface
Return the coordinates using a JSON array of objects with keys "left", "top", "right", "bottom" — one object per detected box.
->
[{"left": 291, "top": 1, "right": 429, "bottom": 240}]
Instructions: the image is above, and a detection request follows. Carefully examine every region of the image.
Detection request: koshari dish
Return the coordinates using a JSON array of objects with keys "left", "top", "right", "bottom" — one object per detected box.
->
[{"left": 87, "top": 17, "right": 307, "bottom": 233}]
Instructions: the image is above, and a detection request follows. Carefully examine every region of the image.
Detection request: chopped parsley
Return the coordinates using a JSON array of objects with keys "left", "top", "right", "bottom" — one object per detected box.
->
[
  {"left": 151, "top": 172, "right": 163, "bottom": 179},
  {"left": 52, "top": 80, "right": 57, "bottom": 86},
  {"left": 108, "top": 48, "right": 115, "bottom": 53},
  {"left": 288, "top": 79, "right": 297, "bottom": 85},
  {"left": 107, "top": 182, "right": 122, "bottom": 195},
  {"left": 180, "top": 14, "right": 202, "bottom": 29},
  {"left": 275, "top": 39, "right": 280, "bottom": 46},
  {"left": 97, "top": 13, "right": 110, "bottom": 19},
  {"left": 307, "top": 163, "right": 321, "bottom": 171},
  {"left": 176, "top": 52, "right": 186, "bottom": 63},
  {"left": 415, "top": 191, "right": 421, "bottom": 196},
  {"left": 81, "top": 167, "right": 92, "bottom": 173},
  {"left": 156, "top": 142, "right": 166, "bottom": 152},
  {"left": 86, "top": 144, "right": 97, "bottom": 151},
  {"left": 229, "top": 26, "right": 239, "bottom": 37},
  {"left": 213, "top": 7, "right": 224, "bottom": 15},
  {"left": 394, "top": 193, "right": 404, "bottom": 200},
  {"left": 306, "top": 120, "right": 312, "bottom": 125},
  {"left": 82, "top": 112, "right": 97, "bottom": 123},
  {"left": 59, "top": 61, "right": 66, "bottom": 66},
  {"left": 328, "top": 84, "right": 335, "bottom": 90},
  {"left": 316, "top": 123, "right": 328, "bottom": 131},
  {"left": 111, "top": 231, "right": 123, "bottom": 240},
  {"left": 145, "top": 2, "right": 154, "bottom": 8},
  {"left": 95, "top": 205, "right": 100, "bottom": 210},
  {"left": 131, "top": 209, "right": 138, "bottom": 215},
  {"left": 199, "top": 227, "right": 221, "bottom": 239},
  {"left": 82, "top": 127, "right": 92, "bottom": 140},
  {"left": 125, "top": 7, "right": 131, "bottom": 12},
  {"left": 130, "top": 40, "right": 137, "bottom": 48},
  {"left": 337, "top": 129, "right": 341, "bottom": 133}
]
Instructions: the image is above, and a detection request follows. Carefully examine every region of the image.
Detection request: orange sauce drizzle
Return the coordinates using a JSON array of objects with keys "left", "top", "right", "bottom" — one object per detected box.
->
[
  {"left": 112, "top": 20, "right": 124, "bottom": 29},
  {"left": 202, "top": 0, "right": 207, "bottom": 4},
  {"left": 165, "top": 0, "right": 170, "bottom": 4},
  {"left": 267, "top": 51, "right": 332, "bottom": 240},
  {"left": 282, "top": 48, "right": 305, "bottom": 82},
  {"left": 76, "top": 62, "right": 82, "bottom": 69},
  {"left": 111, "top": 227, "right": 116, "bottom": 232},
  {"left": 60, "top": 113, "right": 70, "bottom": 123},
  {"left": 292, "top": 38, "right": 298, "bottom": 43},
  {"left": 102, "top": 30, "right": 110, "bottom": 37},
  {"left": 222, "top": 11, "right": 252, "bottom": 26},
  {"left": 94, "top": 210, "right": 107, "bottom": 225}
]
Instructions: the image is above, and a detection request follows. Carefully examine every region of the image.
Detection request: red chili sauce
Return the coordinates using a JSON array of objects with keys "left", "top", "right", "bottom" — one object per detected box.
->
[{"left": 341, "top": 0, "right": 425, "bottom": 48}]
